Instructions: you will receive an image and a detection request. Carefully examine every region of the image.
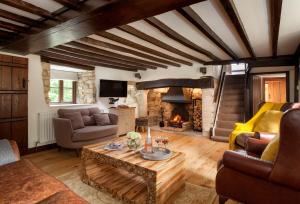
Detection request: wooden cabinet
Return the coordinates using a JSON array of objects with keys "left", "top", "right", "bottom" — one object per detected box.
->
[
  {"left": 109, "top": 107, "right": 135, "bottom": 136},
  {"left": 0, "top": 54, "right": 28, "bottom": 154}
]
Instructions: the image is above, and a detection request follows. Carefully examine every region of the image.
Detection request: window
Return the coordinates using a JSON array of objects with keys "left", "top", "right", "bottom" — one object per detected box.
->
[{"left": 49, "top": 79, "right": 77, "bottom": 103}]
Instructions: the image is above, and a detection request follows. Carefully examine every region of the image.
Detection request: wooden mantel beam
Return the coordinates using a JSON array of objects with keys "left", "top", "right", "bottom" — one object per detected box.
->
[
  {"left": 270, "top": 0, "right": 282, "bottom": 57},
  {"left": 2, "top": 0, "right": 207, "bottom": 54},
  {"left": 219, "top": 0, "right": 256, "bottom": 58}
]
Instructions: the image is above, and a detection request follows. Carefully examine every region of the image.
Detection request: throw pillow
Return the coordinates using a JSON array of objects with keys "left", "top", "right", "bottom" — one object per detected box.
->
[
  {"left": 253, "top": 110, "right": 283, "bottom": 133},
  {"left": 94, "top": 113, "right": 111, "bottom": 126},
  {"left": 261, "top": 135, "right": 280, "bottom": 162},
  {"left": 82, "top": 115, "right": 96, "bottom": 126},
  {"left": 63, "top": 112, "right": 85, "bottom": 130}
]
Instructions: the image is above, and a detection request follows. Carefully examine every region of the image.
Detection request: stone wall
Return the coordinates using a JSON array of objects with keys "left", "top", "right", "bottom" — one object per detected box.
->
[
  {"left": 202, "top": 88, "right": 216, "bottom": 136},
  {"left": 41, "top": 62, "right": 50, "bottom": 105},
  {"left": 77, "top": 71, "right": 96, "bottom": 104}
]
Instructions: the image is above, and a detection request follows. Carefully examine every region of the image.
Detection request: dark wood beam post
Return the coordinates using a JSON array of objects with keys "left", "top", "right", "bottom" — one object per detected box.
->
[
  {"left": 177, "top": 7, "right": 238, "bottom": 60},
  {"left": 41, "top": 56, "right": 95, "bottom": 70},
  {"left": 270, "top": 0, "right": 282, "bottom": 57},
  {"left": 3, "top": 0, "right": 207, "bottom": 54},
  {"left": 219, "top": 0, "right": 256, "bottom": 58},
  {"left": 145, "top": 17, "right": 220, "bottom": 61}
]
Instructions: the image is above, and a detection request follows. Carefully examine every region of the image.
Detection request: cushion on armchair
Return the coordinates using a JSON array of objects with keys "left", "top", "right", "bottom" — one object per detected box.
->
[
  {"left": 261, "top": 135, "right": 280, "bottom": 162},
  {"left": 63, "top": 112, "right": 85, "bottom": 130}
]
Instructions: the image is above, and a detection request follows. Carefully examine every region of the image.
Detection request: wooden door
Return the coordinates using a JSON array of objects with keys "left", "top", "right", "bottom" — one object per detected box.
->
[
  {"left": 264, "top": 77, "right": 286, "bottom": 103},
  {"left": 0, "top": 54, "right": 28, "bottom": 155},
  {"left": 0, "top": 66, "right": 11, "bottom": 90}
]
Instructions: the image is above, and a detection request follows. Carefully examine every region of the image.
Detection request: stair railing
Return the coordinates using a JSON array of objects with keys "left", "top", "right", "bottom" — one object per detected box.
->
[
  {"left": 244, "top": 64, "right": 251, "bottom": 122},
  {"left": 211, "top": 65, "right": 226, "bottom": 137}
]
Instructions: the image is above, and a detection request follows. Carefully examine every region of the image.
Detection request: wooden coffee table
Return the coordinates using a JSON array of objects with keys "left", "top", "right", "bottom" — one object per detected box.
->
[{"left": 81, "top": 138, "right": 185, "bottom": 204}]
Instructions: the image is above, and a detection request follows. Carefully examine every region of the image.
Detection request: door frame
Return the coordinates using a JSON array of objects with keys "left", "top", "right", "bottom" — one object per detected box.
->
[{"left": 249, "top": 71, "right": 289, "bottom": 116}]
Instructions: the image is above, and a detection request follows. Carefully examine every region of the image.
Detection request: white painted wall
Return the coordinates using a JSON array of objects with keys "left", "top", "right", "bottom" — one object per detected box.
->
[{"left": 50, "top": 69, "right": 78, "bottom": 81}]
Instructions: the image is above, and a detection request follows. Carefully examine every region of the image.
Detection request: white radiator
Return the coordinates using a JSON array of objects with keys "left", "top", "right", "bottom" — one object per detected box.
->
[{"left": 37, "top": 112, "right": 57, "bottom": 145}]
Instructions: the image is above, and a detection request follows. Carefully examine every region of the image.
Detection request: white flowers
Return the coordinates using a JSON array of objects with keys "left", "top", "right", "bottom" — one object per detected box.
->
[{"left": 127, "top": 132, "right": 142, "bottom": 150}]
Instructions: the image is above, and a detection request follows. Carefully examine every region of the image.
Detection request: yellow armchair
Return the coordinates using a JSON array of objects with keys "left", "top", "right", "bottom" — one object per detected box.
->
[{"left": 229, "top": 102, "right": 284, "bottom": 150}]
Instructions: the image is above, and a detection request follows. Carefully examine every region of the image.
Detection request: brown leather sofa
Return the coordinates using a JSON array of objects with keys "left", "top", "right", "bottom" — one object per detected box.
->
[
  {"left": 0, "top": 140, "right": 87, "bottom": 204},
  {"left": 53, "top": 108, "right": 118, "bottom": 150},
  {"left": 216, "top": 109, "right": 300, "bottom": 204}
]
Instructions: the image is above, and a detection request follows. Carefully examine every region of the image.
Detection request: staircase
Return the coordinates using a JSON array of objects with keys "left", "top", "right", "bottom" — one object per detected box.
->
[{"left": 212, "top": 74, "right": 246, "bottom": 142}]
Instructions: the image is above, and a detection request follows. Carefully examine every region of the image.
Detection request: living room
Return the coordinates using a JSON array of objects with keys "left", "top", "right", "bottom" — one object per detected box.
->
[{"left": 1, "top": 0, "right": 300, "bottom": 204}]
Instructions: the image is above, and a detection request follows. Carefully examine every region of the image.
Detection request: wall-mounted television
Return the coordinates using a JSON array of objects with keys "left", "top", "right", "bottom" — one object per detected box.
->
[{"left": 99, "top": 79, "right": 128, "bottom": 97}]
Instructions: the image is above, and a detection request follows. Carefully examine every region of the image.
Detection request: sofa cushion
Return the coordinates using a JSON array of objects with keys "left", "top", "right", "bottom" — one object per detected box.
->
[
  {"left": 82, "top": 115, "right": 96, "bottom": 126},
  {"left": 89, "top": 107, "right": 101, "bottom": 115},
  {"left": 63, "top": 112, "right": 85, "bottom": 130},
  {"left": 72, "top": 125, "right": 118, "bottom": 142},
  {"left": 261, "top": 135, "right": 280, "bottom": 162},
  {"left": 94, "top": 113, "right": 111, "bottom": 126}
]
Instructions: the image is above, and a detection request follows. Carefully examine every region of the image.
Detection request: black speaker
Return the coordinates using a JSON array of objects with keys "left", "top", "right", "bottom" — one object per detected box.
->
[
  {"left": 135, "top": 73, "right": 141, "bottom": 79},
  {"left": 200, "top": 67, "right": 207, "bottom": 75}
]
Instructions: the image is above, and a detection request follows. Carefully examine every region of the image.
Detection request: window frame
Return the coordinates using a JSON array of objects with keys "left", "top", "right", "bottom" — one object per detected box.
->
[{"left": 50, "top": 79, "right": 77, "bottom": 104}]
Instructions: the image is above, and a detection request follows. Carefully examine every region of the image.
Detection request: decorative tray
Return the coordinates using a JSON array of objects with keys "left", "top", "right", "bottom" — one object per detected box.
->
[{"left": 140, "top": 147, "right": 172, "bottom": 161}]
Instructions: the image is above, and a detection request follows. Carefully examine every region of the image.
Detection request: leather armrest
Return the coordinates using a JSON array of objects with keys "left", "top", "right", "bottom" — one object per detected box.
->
[
  {"left": 222, "top": 151, "right": 273, "bottom": 179},
  {"left": 9, "top": 140, "right": 20, "bottom": 161},
  {"left": 254, "top": 132, "right": 277, "bottom": 142},
  {"left": 246, "top": 138, "right": 269, "bottom": 156}
]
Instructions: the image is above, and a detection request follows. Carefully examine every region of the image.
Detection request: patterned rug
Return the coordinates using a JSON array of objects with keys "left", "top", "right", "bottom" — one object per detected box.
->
[{"left": 57, "top": 170, "right": 219, "bottom": 204}]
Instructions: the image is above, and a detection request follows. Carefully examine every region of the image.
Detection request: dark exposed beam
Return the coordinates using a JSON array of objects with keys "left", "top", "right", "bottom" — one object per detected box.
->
[
  {"left": 80, "top": 37, "right": 182, "bottom": 67},
  {"left": 3, "top": 0, "right": 206, "bottom": 54},
  {"left": 120, "top": 24, "right": 205, "bottom": 64},
  {"left": 40, "top": 51, "right": 138, "bottom": 72},
  {"left": 0, "top": 21, "right": 30, "bottom": 33},
  {"left": 1, "top": 0, "right": 56, "bottom": 20},
  {"left": 0, "top": 30, "right": 19, "bottom": 39},
  {"left": 177, "top": 7, "right": 238, "bottom": 60},
  {"left": 41, "top": 56, "right": 94, "bottom": 70},
  {"left": 270, "top": 0, "right": 282, "bottom": 57},
  {"left": 98, "top": 31, "right": 193, "bottom": 66},
  {"left": 53, "top": 0, "right": 80, "bottom": 9},
  {"left": 204, "top": 55, "right": 296, "bottom": 67},
  {"left": 219, "top": 0, "right": 255, "bottom": 58},
  {"left": 136, "top": 77, "right": 215, "bottom": 90},
  {"left": 67, "top": 41, "right": 168, "bottom": 68},
  {"left": 294, "top": 44, "right": 300, "bottom": 58},
  {"left": 0, "top": 9, "right": 39, "bottom": 26},
  {"left": 146, "top": 17, "right": 220, "bottom": 61},
  {"left": 55, "top": 45, "right": 157, "bottom": 69},
  {"left": 48, "top": 47, "right": 148, "bottom": 71}
]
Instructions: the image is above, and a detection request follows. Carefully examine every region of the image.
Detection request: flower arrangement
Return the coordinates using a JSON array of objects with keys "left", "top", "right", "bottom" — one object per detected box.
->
[{"left": 126, "top": 131, "right": 142, "bottom": 150}]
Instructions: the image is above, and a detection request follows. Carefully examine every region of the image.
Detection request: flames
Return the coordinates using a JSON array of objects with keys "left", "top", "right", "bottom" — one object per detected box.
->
[{"left": 171, "top": 114, "right": 182, "bottom": 123}]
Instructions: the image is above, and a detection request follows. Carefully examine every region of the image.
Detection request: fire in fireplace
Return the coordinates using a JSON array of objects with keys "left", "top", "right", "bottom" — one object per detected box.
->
[{"left": 169, "top": 114, "right": 184, "bottom": 128}]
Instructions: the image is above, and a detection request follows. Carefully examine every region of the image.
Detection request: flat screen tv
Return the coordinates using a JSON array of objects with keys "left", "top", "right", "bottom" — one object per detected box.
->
[{"left": 99, "top": 79, "right": 128, "bottom": 97}]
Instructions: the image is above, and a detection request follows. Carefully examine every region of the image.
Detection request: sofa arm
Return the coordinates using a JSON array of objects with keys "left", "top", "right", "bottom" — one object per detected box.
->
[
  {"left": 246, "top": 137, "right": 269, "bottom": 156},
  {"left": 254, "top": 132, "right": 277, "bottom": 142},
  {"left": 222, "top": 151, "right": 273, "bottom": 179},
  {"left": 9, "top": 140, "right": 20, "bottom": 161},
  {"left": 108, "top": 113, "right": 118, "bottom": 125},
  {"left": 53, "top": 118, "right": 73, "bottom": 148}
]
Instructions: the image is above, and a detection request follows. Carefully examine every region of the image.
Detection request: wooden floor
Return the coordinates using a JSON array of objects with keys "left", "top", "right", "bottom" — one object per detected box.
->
[{"left": 24, "top": 130, "right": 228, "bottom": 188}]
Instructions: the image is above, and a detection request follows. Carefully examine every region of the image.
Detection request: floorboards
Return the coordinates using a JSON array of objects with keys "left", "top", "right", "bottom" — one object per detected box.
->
[{"left": 23, "top": 130, "right": 228, "bottom": 188}]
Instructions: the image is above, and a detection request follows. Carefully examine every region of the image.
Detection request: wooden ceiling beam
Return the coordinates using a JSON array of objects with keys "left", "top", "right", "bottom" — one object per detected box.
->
[
  {"left": 119, "top": 24, "right": 205, "bottom": 64},
  {"left": 53, "top": 0, "right": 80, "bottom": 9},
  {"left": 0, "top": 9, "right": 39, "bottom": 26},
  {"left": 80, "top": 37, "right": 182, "bottom": 67},
  {"left": 0, "top": 20, "right": 30, "bottom": 33},
  {"left": 177, "top": 7, "right": 238, "bottom": 60},
  {"left": 55, "top": 44, "right": 157, "bottom": 69},
  {"left": 67, "top": 41, "right": 168, "bottom": 68},
  {"left": 40, "top": 51, "right": 138, "bottom": 72},
  {"left": 1, "top": 0, "right": 56, "bottom": 20},
  {"left": 204, "top": 55, "right": 296, "bottom": 67},
  {"left": 41, "top": 56, "right": 94, "bottom": 70},
  {"left": 2, "top": 0, "right": 206, "bottom": 54},
  {"left": 98, "top": 31, "right": 193, "bottom": 66},
  {"left": 219, "top": 0, "right": 256, "bottom": 58},
  {"left": 49, "top": 47, "right": 148, "bottom": 71},
  {"left": 270, "top": 0, "right": 282, "bottom": 57},
  {"left": 146, "top": 17, "right": 220, "bottom": 61}
]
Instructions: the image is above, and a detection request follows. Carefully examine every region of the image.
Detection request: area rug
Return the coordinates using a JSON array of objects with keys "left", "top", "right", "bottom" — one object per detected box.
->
[{"left": 57, "top": 170, "right": 219, "bottom": 204}]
